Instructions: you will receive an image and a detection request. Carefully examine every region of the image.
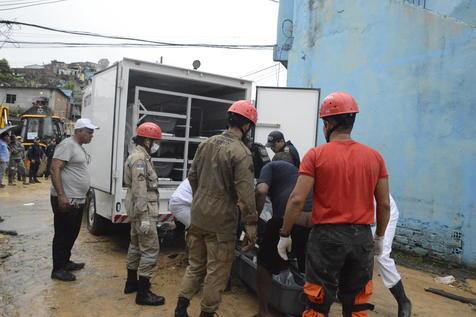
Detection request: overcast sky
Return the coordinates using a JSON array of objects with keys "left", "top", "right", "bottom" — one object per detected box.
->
[{"left": 0, "top": 0, "right": 286, "bottom": 85}]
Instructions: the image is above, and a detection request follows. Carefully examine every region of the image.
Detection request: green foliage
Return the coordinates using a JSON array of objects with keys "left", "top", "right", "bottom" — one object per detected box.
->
[
  {"left": 0, "top": 59, "right": 28, "bottom": 87},
  {"left": 63, "top": 81, "right": 75, "bottom": 90},
  {"left": 0, "top": 59, "right": 14, "bottom": 85}
]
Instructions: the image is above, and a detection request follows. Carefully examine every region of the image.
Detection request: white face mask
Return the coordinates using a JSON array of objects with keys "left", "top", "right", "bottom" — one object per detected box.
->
[{"left": 150, "top": 142, "right": 160, "bottom": 154}]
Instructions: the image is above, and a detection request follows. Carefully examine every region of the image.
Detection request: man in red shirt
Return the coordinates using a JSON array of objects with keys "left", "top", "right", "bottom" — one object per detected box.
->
[{"left": 278, "top": 92, "right": 390, "bottom": 317}]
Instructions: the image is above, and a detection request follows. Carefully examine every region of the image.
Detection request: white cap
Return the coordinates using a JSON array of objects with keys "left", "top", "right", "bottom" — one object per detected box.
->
[{"left": 74, "top": 118, "right": 99, "bottom": 130}]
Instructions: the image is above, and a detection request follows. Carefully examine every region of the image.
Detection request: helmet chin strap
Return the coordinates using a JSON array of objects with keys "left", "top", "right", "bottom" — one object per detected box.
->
[
  {"left": 240, "top": 124, "right": 252, "bottom": 142},
  {"left": 325, "top": 121, "right": 342, "bottom": 143},
  {"left": 240, "top": 126, "right": 247, "bottom": 138},
  {"left": 143, "top": 138, "right": 152, "bottom": 153}
]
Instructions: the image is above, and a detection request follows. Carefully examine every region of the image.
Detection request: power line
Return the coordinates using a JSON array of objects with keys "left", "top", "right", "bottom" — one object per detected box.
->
[
  {"left": 240, "top": 64, "right": 279, "bottom": 78},
  {"left": 0, "top": 0, "right": 50, "bottom": 2},
  {"left": 254, "top": 67, "right": 285, "bottom": 83},
  {"left": 254, "top": 68, "right": 284, "bottom": 81},
  {"left": 0, "top": 0, "right": 60, "bottom": 7},
  {"left": 0, "top": 0, "right": 48, "bottom": 3},
  {"left": 246, "top": 67, "right": 281, "bottom": 81},
  {"left": 0, "top": 20, "right": 274, "bottom": 50},
  {"left": 0, "top": 0, "right": 66, "bottom": 11},
  {"left": 0, "top": 40, "right": 272, "bottom": 50}
]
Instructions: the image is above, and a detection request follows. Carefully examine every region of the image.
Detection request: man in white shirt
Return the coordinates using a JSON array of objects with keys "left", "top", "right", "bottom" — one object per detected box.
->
[
  {"left": 50, "top": 118, "right": 98, "bottom": 282},
  {"left": 169, "top": 178, "right": 192, "bottom": 228}
]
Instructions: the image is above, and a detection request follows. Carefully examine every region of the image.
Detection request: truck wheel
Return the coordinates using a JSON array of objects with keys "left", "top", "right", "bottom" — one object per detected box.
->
[{"left": 85, "top": 189, "right": 109, "bottom": 235}]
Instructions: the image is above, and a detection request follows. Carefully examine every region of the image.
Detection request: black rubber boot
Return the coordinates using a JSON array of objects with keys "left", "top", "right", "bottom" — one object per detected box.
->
[
  {"left": 135, "top": 276, "right": 165, "bottom": 306},
  {"left": 174, "top": 296, "right": 191, "bottom": 317},
  {"left": 124, "top": 269, "right": 138, "bottom": 294},
  {"left": 389, "top": 280, "right": 412, "bottom": 317}
]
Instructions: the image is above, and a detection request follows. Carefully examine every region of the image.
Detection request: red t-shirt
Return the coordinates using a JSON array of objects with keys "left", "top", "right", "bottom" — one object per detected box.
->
[{"left": 299, "top": 140, "right": 388, "bottom": 225}]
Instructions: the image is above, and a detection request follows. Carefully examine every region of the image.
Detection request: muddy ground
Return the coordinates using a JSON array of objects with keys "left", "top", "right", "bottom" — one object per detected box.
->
[{"left": 0, "top": 182, "right": 475, "bottom": 317}]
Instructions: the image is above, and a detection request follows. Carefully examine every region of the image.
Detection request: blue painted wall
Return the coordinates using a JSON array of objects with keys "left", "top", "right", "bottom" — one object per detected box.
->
[{"left": 275, "top": 0, "right": 476, "bottom": 267}]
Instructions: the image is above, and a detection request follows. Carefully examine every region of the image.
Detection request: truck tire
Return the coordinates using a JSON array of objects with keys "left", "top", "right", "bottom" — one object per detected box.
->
[{"left": 85, "top": 189, "right": 109, "bottom": 235}]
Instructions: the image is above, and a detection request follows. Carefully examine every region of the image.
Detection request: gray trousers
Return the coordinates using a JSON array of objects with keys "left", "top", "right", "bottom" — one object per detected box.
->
[
  {"left": 126, "top": 220, "right": 159, "bottom": 278},
  {"left": 0, "top": 162, "right": 6, "bottom": 185}
]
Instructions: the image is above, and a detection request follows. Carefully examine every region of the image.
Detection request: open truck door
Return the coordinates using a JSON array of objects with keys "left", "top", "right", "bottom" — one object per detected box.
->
[
  {"left": 82, "top": 64, "right": 119, "bottom": 194},
  {"left": 81, "top": 64, "right": 120, "bottom": 234},
  {"left": 254, "top": 87, "right": 321, "bottom": 160}
]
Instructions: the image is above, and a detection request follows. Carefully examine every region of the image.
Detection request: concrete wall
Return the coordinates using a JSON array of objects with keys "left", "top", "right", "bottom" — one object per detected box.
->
[
  {"left": 0, "top": 88, "right": 69, "bottom": 118},
  {"left": 51, "top": 90, "right": 68, "bottom": 118},
  {"left": 277, "top": 0, "right": 476, "bottom": 266}
]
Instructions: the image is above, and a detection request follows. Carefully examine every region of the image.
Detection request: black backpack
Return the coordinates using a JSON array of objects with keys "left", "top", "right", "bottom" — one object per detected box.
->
[{"left": 250, "top": 142, "right": 270, "bottom": 178}]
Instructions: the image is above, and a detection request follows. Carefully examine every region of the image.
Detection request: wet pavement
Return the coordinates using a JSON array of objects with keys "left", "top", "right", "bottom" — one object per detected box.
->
[{"left": 1, "top": 182, "right": 475, "bottom": 317}]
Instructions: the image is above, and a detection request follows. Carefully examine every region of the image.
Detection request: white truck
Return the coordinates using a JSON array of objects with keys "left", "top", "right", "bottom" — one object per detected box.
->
[{"left": 81, "top": 58, "right": 320, "bottom": 237}]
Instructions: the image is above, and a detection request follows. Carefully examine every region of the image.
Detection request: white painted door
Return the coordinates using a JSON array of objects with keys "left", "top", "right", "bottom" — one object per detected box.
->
[
  {"left": 82, "top": 65, "right": 119, "bottom": 193},
  {"left": 254, "top": 87, "right": 321, "bottom": 160}
]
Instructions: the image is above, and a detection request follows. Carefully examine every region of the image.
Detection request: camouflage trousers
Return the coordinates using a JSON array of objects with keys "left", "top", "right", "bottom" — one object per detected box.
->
[
  {"left": 126, "top": 219, "right": 159, "bottom": 278},
  {"left": 8, "top": 159, "right": 26, "bottom": 182},
  {"left": 179, "top": 225, "right": 235, "bottom": 313}
]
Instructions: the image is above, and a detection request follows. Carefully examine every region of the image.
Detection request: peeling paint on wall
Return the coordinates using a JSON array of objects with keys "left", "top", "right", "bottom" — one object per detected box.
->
[{"left": 277, "top": 0, "right": 476, "bottom": 267}]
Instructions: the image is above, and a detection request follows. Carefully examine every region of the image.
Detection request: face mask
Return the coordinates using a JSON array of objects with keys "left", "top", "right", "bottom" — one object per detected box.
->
[{"left": 150, "top": 142, "right": 160, "bottom": 154}]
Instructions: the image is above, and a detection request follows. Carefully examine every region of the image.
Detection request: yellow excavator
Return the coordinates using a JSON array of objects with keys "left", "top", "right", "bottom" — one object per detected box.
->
[
  {"left": 0, "top": 105, "right": 9, "bottom": 129},
  {"left": 20, "top": 97, "right": 65, "bottom": 151}
]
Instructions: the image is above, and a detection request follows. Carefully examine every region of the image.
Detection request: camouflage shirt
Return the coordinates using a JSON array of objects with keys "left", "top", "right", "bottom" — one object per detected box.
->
[
  {"left": 188, "top": 130, "right": 258, "bottom": 237},
  {"left": 9, "top": 141, "right": 25, "bottom": 160},
  {"left": 124, "top": 145, "right": 160, "bottom": 220}
]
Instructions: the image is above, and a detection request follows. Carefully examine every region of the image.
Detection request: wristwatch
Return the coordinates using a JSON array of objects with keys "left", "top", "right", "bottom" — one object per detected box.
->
[{"left": 279, "top": 228, "right": 290, "bottom": 237}]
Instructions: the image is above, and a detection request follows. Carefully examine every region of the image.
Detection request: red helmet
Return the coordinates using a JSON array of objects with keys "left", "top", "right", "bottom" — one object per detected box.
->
[
  {"left": 319, "top": 92, "right": 359, "bottom": 118},
  {"left": 228, "top": 100, "right": 257, "bottom": 125},
  {"left": 136, "top": 122, "right": 162, "bottom": 140}
]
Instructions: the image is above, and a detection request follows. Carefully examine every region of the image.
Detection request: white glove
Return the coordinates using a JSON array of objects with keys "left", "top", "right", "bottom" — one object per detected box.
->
[
  {"left": 277, "top": 236, "right": 292, "bottom": 260},
  {"left": 140, "top": 219, "right": 152, "bottom": 234},
  {"left": 374, "top": 235, "right": 384, "bottom": 257}
]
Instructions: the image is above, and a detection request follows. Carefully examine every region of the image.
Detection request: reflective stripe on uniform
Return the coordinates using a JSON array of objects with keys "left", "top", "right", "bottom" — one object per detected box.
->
[{"left": 303, "top": 282, "right": 330, "bottom": 317}]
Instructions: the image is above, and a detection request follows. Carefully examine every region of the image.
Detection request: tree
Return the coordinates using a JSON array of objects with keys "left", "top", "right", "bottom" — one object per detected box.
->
[
  {"left": 0, "top": 59, "right": 14, "bottom": 85},
  {"left": 0, "top": 59, "right": 28, "bottom": 87},
  {"left": 63, "top": 80, "right": 76, "bottom": 90}
]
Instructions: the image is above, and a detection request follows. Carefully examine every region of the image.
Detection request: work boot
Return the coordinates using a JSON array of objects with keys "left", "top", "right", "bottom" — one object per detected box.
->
[
  {"left": 34, "top": 178, "right": 41, "bottom": 183},
  {"left": 64, "top": 261, "right": 85, "bottom": 271},
  {"left": 174, "top": 296, "right": 191, "bottom": 317},
  {"left": 389, "top": 280, "right": 412, "bottom": 317},
  {"left": 124, "top": 269, "right": 138, "bottom": 294},
  {"left": 135, "top": 276, "right": 165, "bottom": 306},
  {"left": 51, "top": 268, "right": 76, "bottom": 282}
]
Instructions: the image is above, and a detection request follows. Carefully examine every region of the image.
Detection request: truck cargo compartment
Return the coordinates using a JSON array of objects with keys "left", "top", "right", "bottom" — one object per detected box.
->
[{"left": 124, "top": 66, "right": 249, "bottom": 182}]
